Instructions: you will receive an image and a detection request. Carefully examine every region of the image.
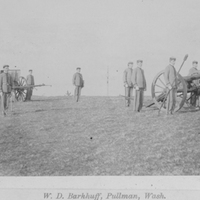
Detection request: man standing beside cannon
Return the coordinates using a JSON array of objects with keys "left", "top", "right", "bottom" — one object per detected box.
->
[
  {"left": 164, "top": 57, "right": 178, "bottom": 115},
  {"left": 0, "top": 65, "right": 13, "bottom": 116},
  {"left": 72, "top": 67, "right": 84, "bottom": 102},
  {"left": 123, "top": 62, "right": 134, "bottom": 107},
  {"left": 131, "top": 60, "right": 146, "bottom": 112},
  {"left": 188, "top": 61, "right": 200, "bottom": 108},
  {"left": 25, "top": 69, "right": 35, "bottom": 101}
]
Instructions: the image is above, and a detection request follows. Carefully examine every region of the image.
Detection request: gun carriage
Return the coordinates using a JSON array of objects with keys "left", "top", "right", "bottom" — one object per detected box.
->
[
  {"left": 8, "top": 69, "right": 49, "bottom": 102},
  {"left": 149, "top": 70, "right": 200, "bottom": 111}
]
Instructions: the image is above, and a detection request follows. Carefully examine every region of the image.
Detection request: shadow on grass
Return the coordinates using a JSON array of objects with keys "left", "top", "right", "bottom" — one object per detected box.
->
[
  {"left": 179, "top": 108, "right": 200, "bottom": 114},
  {"left": 31, "top": 97, "right": 72, "bottom": 102},
  {"left": 12, "top": 107, "right": 81, "bottom": 116}
]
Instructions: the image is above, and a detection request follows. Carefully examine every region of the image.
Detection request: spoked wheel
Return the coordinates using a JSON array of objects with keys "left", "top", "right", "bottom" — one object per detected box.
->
[
  {"left": 14, "top": 76, "right": 27, "bottom": 102},
  {"left": 151, "top": 70, "right": 187, "bottom": 112}
]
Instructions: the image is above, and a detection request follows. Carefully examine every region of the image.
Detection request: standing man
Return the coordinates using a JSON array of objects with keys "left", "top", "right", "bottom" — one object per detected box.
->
[
  {"left": 164, "top": 57, "right": 178, "bottom": 115},
  {"left": 0, "top": 65, "right": 13, "bottom": 116},
  {"left": 123, "top": 62, "right": 133, "bottom": 107},
  {"left": 72, "top": 67, "right": 84, "bottom": 102},
  {"left": 25, "top": 69, "right": 35, "bottom": 101},
  {"left": 188, "top": 61, "right": 200, "bottom": 107},
  {"left": 131, "top": 60, "right": 146, "bottom": 112}
]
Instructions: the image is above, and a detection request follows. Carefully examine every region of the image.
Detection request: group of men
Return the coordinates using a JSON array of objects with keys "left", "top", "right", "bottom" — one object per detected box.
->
[
  {"left": 0, "top": 65, "right": 35, "bottom": 116},
  {"left": 0, "top": 64, "right": 83, "bottom": 117},
  {"left": 123, "top": 60, "right": 146, "bottom": 112},
  {"left": 123, "top": 57, "right": 200, "bottom": 114},
  {"left": 1, "top": 59, "right": 200, "bottom": 116}
]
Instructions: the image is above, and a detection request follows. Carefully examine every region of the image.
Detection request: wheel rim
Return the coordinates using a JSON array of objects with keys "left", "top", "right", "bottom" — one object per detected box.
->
[
  {"left": 14, "top": 77, "right": 27, "bottom": 102},
  {"left": 151, "top": 70, "right": 187, "bottom": 112}
]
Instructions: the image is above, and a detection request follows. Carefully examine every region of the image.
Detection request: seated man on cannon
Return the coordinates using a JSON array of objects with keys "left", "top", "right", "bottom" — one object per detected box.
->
[
  {"left": 0, "top": 65, "right": 13, "bottom": 116},
  {"left": 188, "top": 61, "right": 200, "bottom": 108}
]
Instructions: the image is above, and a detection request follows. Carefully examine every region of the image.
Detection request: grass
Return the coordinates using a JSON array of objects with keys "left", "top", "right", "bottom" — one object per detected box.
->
[{"left": 0, "top": 96, "right": 200, "bottom": 176}]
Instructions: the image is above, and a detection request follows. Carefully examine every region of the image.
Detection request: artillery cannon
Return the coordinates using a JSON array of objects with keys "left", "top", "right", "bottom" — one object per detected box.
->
[
  {"left": 148, "top": 70, "right": 200, "bottom": 112},
  {"left": 8, "top": 69, "right": 51, "bottom": 102}
]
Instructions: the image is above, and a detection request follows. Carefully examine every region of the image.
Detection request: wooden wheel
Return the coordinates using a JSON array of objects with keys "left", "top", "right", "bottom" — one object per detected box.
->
[
  {"left": 14, "top": 76, "right": 27, "bottom": 102},
  {"left": 151, "top": 70, "right": 187, "bottom": 112}
]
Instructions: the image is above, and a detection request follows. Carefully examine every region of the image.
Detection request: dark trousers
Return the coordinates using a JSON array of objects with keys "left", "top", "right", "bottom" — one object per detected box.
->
[
  {"left": 26, "top": 88, "right": 33, "bottom": 100},
  {"left": 74, "top": 86, "right": 82, "bottom": 102},
  {"left": 190, "top": 92, "right": 199, "bottom": 107},
  {"left": 134, "top": 89, "right": 144, "bottom": 112},
  {"left": 125, "top": 87, "right": 133, "bottom": 106},
  {"left": 1, "top": 93, "right": 10, "bottom": 112},
  {"left": 166, "top": 88, "right": 177, "bottom": 114}
]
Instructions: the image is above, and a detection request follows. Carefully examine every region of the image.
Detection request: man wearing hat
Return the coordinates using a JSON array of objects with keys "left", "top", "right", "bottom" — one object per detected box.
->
[
  {"left": 131, "top": 60, "right": 146, "bottom": 112},
  {"left": 72, "top": 67, "right": 84, "bottom": 102},
  {"left": 188, "top": 61, "right": 200, "bottom": 107},
  {"left": 123, "top": 62, "right": 134, "bottom": 107},
  {"left": 164, "top": 57, "right": 178, "bottom": 114},
  {"left": 0, "top": 65, "right": 13, "bottom": 116},
  {"left": 25, "top": 69, "right": 35, "bottom": 101}
]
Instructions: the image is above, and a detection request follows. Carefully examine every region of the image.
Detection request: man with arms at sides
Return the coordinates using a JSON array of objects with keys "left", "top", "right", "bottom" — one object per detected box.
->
[
  {"left": 25, "top": 69, "right": 35, "bottom": 101},
  {"left": 0, "top": 65, "right": 13, "bottom": 116},
  {"left": 164, "top": 57, "right": 178, "bottom": 115},
  {"left": 131, "top": 60, "right": 146, "bottom": 112},
  {"left": 72, "top": 67, "right": 84, "bottom": 102},
  {"left": 123, "top": 62, "right": 134, "bottom": 107},
  {"left": 188, "top": 61, "right": 200, "bottom": 108}
]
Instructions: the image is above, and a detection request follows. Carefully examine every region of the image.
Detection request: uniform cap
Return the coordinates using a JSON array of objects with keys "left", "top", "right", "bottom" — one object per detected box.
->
[
  {"left": 169, "top": 57, "right": 176, "bottom": 61},
  {"left": 192, "top": 61, "right": 198, "bottom": 64},
  {"left": 29, "top": 69, "right": 33, "bottom": 72},
  {"left": 3, "top": 65, "right": 9, "bottom": 69},
  {"left": 127, "top": 62, "right": 133, "bottom": 65},
  {"left": 76, "top": 67, "right": 81, "bottom": 70},
  {"left": 137, "top": 60, "right": 143, "bottom": 63}
]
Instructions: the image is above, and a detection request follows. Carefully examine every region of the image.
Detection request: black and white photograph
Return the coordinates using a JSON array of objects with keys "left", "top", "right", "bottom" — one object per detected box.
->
[{"left": 0, "top": 0, "right": 200, "bottom": 199}]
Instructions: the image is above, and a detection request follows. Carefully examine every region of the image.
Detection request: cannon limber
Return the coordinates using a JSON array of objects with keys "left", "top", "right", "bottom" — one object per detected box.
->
[
  {"left": 147, "top": 71, "right": 200, "bottom": 112},
  {"left": 8, "top": 69, "right": 51, "bottom": 102}
]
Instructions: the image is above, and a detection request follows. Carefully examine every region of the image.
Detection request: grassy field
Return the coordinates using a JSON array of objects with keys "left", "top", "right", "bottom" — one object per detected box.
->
[{"left": 0, "top": 95, "right": 200, "bottom": 176}]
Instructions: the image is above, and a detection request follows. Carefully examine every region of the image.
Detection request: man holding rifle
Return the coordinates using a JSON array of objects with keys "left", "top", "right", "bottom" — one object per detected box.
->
[
  {"left": 164, "top": 57, "right": 178, "bottom": 115},
  {"left": 0, "top": 65, "right": 13, "bottom": 116}
]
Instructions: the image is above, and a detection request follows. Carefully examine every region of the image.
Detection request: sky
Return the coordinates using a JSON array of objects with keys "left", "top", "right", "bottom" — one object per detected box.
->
[{"left": 0, "top": 0, "right": 200, "bottom": 96}]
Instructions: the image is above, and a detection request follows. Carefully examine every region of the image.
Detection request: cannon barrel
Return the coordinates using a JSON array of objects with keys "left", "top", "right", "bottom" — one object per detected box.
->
[
  {"left": 12, "top": 84, "right": 52, "bottom": 89},
  {"left": 183, "top": 74, "right": 200, "bottom": 83}
]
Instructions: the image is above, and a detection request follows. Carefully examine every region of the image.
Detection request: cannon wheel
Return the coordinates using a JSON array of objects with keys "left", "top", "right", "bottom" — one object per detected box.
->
[
  {"left": 14, "top": 76, "right": 27, "bottom": 102},
  {"left": 151, "top": 70, "right": 187, "bottom": 112}
]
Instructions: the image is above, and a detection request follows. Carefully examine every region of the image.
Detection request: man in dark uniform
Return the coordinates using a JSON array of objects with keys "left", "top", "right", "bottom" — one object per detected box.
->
[
  {"left": 188, "top": 61, "right": 200, "bottom": 108},
  {"left": 131, "top": 60, "right": 146, "bottom": 112},
  {"left": 72, "top": 68, "right": 84, "bottom": 102},
  {"left": 123, "top": 62, "right": 134, "bottom": 107},
  {"left": 25, "top": 69, "right": 35, "bottom": 101},
  {"left": 0, "top": 65, "right": 13, "bottom": 116},
  {"left": 164, "top": 57, "right": 178, "bottom": 115}
]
